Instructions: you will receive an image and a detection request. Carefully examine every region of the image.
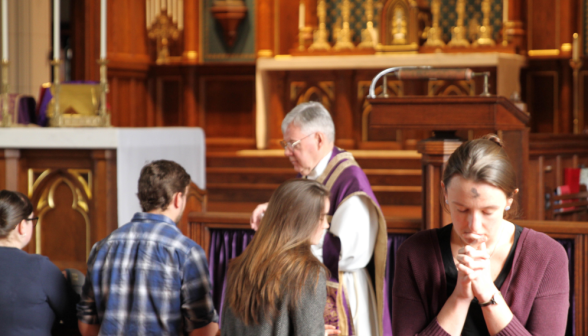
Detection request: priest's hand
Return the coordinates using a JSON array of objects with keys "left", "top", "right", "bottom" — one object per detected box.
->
[
  {"left": 250, "top": 202, "right": 268, "bottom": 231},
  {"left": 325, "top": 324, "right": 341, "bottom": 335}
]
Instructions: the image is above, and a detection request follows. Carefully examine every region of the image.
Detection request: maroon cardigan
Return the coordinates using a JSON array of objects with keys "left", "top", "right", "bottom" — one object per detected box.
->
[{"left": 392, "top": 227, "right": 570, "bottom": 336}]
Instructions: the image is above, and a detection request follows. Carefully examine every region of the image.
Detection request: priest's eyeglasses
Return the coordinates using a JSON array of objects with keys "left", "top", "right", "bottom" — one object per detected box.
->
[{"left": 279, "top": 133, "right": 315, "bottom": 151}]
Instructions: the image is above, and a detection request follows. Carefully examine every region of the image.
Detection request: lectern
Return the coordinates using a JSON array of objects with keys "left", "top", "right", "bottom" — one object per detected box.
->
[{"left": 368, "top": 96, "right": 530, "bottom": 229}]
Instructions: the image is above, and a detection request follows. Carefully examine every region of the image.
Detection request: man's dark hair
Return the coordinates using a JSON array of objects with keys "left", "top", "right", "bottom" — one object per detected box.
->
[{"left": 137, "top": 160, "right": 191, "bottom": 212}]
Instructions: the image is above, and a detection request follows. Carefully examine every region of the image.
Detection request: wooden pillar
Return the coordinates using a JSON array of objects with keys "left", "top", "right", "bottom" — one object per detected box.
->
[
  {"left": 268, "top": 71, "right": 286, "bottom": 148},
  {"left": 256, "top": 0, "right": 274, "bottom": 57},
  {"left": 0, "top": 149, "right": 20, "bottom": 191},
  {"left": 91, "top": 150, "right": 118, "bottom": 242},
  {"left": 335, "top": 70, "right": 355, "bottom": 149},
  {"left": 183, "top": 0, "right": 199, "bottom": 63},
  {"left": 417, "top": 139, "right": 461, "bottom": 230},
  {"left": 501, "top": 129, "right": 529, "bottom": 220},
  {"left": 183, "top": 66, "right": 198, "bottom": 126},
  {"left": 504, "top": 0, "right": 526, "bottom": 53}
]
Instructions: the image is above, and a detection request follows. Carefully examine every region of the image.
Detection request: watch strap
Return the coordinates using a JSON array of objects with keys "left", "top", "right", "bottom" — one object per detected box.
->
[{"left": 479, "top": 291, "right": 502, "bottom": 307}]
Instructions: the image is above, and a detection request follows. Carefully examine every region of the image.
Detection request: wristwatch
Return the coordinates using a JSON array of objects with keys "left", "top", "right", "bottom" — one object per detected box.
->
[{"left": 479, "top": 291, "right": 502, "bottom": 307}]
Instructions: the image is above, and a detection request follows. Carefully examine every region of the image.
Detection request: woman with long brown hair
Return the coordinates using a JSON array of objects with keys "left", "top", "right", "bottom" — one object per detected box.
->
[{"left": 221, "top": 179, "right": 331, "bottom": 336}]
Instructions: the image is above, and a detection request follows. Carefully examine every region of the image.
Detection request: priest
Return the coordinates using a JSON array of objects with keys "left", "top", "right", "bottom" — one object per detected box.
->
[{"left": 250, "top": 102, "right": 391, "bottom": 336}]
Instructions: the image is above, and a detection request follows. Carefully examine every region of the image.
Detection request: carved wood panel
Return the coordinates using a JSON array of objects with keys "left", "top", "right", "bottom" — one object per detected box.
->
[
  {"left": 28, "top": 169, "right": 92, "bottom": 271},
  {"left": 0, "top": 149, "right": 119, "bottom": 272}
]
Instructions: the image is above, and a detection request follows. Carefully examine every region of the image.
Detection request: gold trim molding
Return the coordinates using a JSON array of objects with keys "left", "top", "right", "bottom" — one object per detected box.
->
[
  {"left": 257, "top": 49, "right": 274, "bottom": 58},
  {"left": 528, "top": 49, "right": 560, "bottom": 57}
]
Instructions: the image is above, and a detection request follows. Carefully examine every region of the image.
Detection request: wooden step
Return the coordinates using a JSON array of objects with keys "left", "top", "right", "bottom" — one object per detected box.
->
[
  {"left": 206, "top": 149, "right": 424, "bottom": 208},
  {"left": 207, "top": 167, "right": 422, "bottom": 186},
  {"left": 207, "top": 151, "right": 292, "bottom": 168},
  {"left": 207, "top": 150, "right": 422, "bottom": 169},
  {"left": 207, "top": 183, "right": 422, "bottom": 205}
]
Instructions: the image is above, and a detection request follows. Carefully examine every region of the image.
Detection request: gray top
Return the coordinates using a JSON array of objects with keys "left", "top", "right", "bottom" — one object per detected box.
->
[{"left": 221, "top": 269, "right": 327, "bottom": 336}]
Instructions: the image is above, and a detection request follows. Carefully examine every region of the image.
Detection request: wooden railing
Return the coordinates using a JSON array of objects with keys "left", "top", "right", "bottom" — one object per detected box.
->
[{"left": 188, "top": 211, "right": 588, "bottom": 336}]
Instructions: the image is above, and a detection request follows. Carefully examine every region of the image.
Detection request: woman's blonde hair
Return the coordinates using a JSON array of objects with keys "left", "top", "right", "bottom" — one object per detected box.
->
[
  {"left": 442, "top": 134, "right": 518, "bottom": 217},
  {"left": 224, "top": 179, "right": 330, "bottom": 325}
]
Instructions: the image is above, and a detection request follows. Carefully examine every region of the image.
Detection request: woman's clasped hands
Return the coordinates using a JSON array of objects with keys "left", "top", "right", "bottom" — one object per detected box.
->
[{"left": 454, "top": 239, "right": 498, "bottom": 305}]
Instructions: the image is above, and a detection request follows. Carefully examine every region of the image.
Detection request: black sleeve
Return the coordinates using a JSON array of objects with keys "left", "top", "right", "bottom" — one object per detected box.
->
[{"left": 39, "top": 258, "right": 79, "bottom": 329}]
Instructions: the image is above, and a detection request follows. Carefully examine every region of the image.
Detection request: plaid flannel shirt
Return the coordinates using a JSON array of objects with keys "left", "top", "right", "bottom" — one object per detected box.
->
[{"left": 77, "top": 212, "right": 218, "bottom": 335}]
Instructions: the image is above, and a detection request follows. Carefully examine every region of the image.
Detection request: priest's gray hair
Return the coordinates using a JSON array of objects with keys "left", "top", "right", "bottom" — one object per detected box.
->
[{"left": 281, "top": 102, "right": 335, "bottom": 143}]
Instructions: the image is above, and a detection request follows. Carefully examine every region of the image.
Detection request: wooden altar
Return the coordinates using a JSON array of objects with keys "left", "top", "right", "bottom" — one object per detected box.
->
[
  {"left": 256, "top": 53, "right": 527, "bottom": 150},
  {"left": 0, "top": 128, "right": 206, "bottom": 272}
]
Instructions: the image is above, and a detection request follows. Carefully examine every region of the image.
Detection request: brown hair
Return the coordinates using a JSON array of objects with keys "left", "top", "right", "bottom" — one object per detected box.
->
[
  {"left": 0, "top": 190, "right": 33, "bottom": 238},
  {"left": 224, "top": 179, "right": 330, "bottom": 325},
  {"left": 137, "top": 160, "right": 191, "bottom": 212},
  {"left": 442, "top": 134, "right": 518, "bottom": 217}
]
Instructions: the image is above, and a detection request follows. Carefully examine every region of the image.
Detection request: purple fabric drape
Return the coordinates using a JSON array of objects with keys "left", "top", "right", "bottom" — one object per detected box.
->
[
  {"left": 17, "top": 96, "right": 35, "bottom": 124},
  {"left": 207, "top": 231, "right": 574, "bottom": 336},
  {"left": 0, "top": 94, "right": 35, "bottom": 125},
  {"left": 208, "top": 229, "right": 255, "bottom": 324},
  {"left": 207, "top": 229, "right": 411, "bottom": 328},
  {"left": 555, "top": 238, "right": 574, "bottom": 336}
]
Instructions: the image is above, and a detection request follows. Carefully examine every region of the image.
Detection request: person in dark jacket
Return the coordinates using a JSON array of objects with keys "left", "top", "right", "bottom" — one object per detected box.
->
[{"left": 0, "top": 190, "right": 73, "bottom": 336}]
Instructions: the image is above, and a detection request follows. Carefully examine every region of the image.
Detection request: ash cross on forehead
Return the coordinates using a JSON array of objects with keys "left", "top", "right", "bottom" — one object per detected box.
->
[{"left": 471, "top": 187, "right": 480, "bottom": 198}]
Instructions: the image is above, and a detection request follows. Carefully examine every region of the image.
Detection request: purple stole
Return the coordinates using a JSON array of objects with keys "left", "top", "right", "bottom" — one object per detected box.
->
[{"left": 314, "top": 147, "right": 392, "bottom": 336}]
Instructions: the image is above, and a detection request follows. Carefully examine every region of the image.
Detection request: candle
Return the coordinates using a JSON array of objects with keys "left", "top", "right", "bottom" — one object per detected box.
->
[
  {"left": 299, "top": 2, "right": 305, "bottom": 29},
  {"left": 53, "top": 0, "right": 59, "bottom": 60},
  {"left": 502, "top": 0, "right": 508, "bottom": 23},
  {"left": 2, "top": 0, "right": 7, "bottom": 60},
  {"left": 573, "top": 33, "right": 579, "bottom": 61},
  {"left": 100, "top": 0, "right": 107, "bottom": 59}
]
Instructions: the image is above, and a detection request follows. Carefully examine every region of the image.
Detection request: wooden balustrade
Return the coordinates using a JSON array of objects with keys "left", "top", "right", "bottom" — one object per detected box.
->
[{"left": 188, "top": 210, "right": 588, "bottom": 336}]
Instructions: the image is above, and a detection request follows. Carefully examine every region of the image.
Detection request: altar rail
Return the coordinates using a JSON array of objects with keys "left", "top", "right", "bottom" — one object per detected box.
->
[{"left": 188, "top": 211, "right": 587, "bottom": 335}]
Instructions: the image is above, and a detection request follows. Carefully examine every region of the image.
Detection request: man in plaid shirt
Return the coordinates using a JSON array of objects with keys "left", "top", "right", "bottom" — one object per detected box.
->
[{"left": 77, "top": 160, "right": 218, "bottom": 336}]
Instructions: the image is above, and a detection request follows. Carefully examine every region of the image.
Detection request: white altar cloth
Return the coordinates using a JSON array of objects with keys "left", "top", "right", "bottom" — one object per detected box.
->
[{"left": 0, "top": 127, "right": 206, "bottom": 226}]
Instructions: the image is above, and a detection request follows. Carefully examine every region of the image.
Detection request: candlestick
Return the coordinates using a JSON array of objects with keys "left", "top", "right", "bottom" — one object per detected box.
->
[
  {"left": 50, "top": 60, "right": 61, "bottom": 126},
  {"left": 570, "top": 56, "right": 583, "bottom": 133},
  {"left": 474, "top": 0, "right": 495, "bottom": 46},
  {"left": 425, "top": 0, "right": 445, "bottom": 47},
  {"left": 98, "top": 58, "right": 111, "bottom": 126},
  {"left": 299, "top": 1, "right": 305, "bottom": 29},
  {"left": 309, "top": 0, "right": 330, "bottom": 51},
  {"left": 1, "top": 0, "right": 7, "bottom": 61},
  {"left": 448, "top": 0, "right": 469, "bottom": 47},
  {"left": 1, "top": 60, "right": 9, "bottom": 127},
  {"left": 333, "top": 0, "right": 354, "bottom": 50},
  {"left": 53, "top": 0, "right": 60, "bottom": 60},
  {"left": 100, "top": 0, "right": 107, "bottom": 59},
  {"left": 573, "top": 33, "right": 579, "bottom": 61}
]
